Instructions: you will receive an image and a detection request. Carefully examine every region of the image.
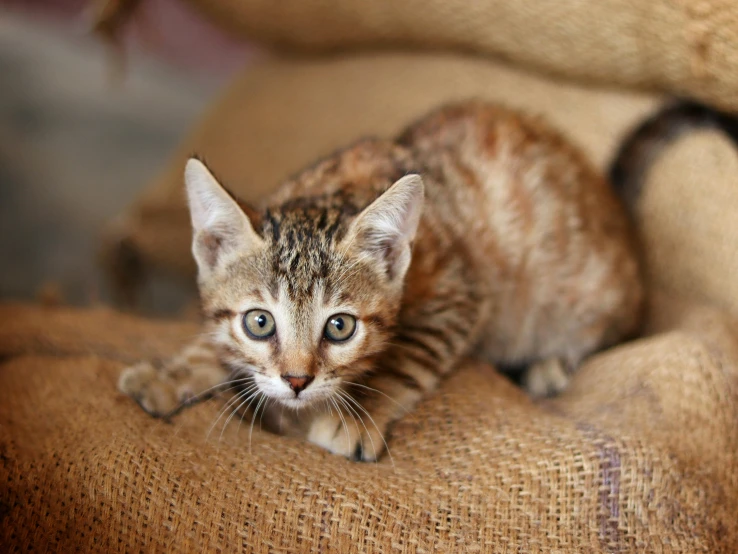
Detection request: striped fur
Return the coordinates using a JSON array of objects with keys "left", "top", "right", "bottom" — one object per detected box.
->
[{"left": 120, "top": 99, "right": 689, "bottom": 462}]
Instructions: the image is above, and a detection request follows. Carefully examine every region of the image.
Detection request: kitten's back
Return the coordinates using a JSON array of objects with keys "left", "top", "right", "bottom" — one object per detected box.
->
[{"left": 399, "top": 101, "right": 644, "bottom": 367}]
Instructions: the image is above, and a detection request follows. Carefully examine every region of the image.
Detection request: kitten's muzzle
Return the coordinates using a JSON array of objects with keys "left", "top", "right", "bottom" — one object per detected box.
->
[{"left": 281, "top": 374, "right": 314, "bottom": 396}]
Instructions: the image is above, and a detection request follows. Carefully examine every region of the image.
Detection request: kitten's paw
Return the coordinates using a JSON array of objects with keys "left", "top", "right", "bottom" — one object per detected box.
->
[
  {"left": 523, "top": 357, "right": 570, "bottom": 398},
  {"left": 306, "top": 412, "right": 386, "bottom": 462},
  {"left": 118, "top": 362, "right": 191, "bottom": 417}
]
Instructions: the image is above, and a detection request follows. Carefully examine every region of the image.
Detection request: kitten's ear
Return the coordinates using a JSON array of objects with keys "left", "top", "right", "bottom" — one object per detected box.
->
[
  {"left": 185, "top": 158, "right": 263, "bottom": 277},
  {"left": 344, "top": 174, "right": 425, "bottom": 283}
]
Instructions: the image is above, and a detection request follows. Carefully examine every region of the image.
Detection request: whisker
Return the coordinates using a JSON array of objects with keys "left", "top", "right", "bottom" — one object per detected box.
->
[
  {"left": 335, "top": 393, "right": 378, "bottom": 466},
  {"left": 207, "top": 381, "right": 254, "bottom": 403},
  {"left": 249, "top": 393, "right": 267, "bottom": 454},
  {"left": 218, "top": 386, "right": 260, "bottom": 443},
  {"left": 343, "top": 381, "right": 408, "bottom": 414},
  {"left": 279, "top": 404, "right": 286, "bottom": 433},
  {"left": 334, "top": 394, "right": 362, "bottom": 437},
  {"left": 330, "top": 397, "right": 351, "bottom": 451},
  {"left": 333, "top": 395, "right": 361, "bottom": 437},
  {"left": 236, "top": 387, "right": 265, "bottom": 436},
  {"left": 259, "top": 398, "right": 271, "bottom": 431},
  {"left": 331, "top": 397, "right": 352, "bottom": 446},
  {"left": 205, "top": 384, "right": 257, "bottom": 441},
  {"left": 183, "top": 375, "right": 253, "bottom": 406},
  {"left": 206, "top": 387, "right": 251, "bottom": 440},
  {"left": 337, "top": 390, "right": 395, "bottom": 469}
]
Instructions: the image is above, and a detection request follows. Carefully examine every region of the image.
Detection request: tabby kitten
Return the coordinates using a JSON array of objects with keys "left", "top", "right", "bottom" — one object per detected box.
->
[{"left": 120, "top": 100, "right": 722, "bottom": 462}]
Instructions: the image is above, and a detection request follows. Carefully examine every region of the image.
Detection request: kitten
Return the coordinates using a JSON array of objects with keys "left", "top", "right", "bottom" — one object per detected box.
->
[{"left": 118, "top": 99, "right": 730, "bottom": 462}]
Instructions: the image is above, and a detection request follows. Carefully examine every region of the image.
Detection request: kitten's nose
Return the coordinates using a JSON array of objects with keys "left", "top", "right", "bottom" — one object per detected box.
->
[{"left": 282, "top": 374, "right": 314, "bottom": 395}]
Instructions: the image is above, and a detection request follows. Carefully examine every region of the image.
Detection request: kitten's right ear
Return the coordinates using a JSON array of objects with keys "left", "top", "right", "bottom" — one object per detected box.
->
[
  {"left": 184, "top": 158, "right": 263, "bottom": 277},
  {"left": 342, "top": 174, "right": 425, "bottom": 284}
]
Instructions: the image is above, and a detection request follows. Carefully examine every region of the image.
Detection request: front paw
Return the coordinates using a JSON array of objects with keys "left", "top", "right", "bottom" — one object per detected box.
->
[
  {"left": 118, "top": 361, "right": 190, "bottom": 418},
  {"left": 306, "top": 411, "right": 387, "bottom": 462},
  {"left": 523, "top": 357, "right": 570, "bottom": 398}
]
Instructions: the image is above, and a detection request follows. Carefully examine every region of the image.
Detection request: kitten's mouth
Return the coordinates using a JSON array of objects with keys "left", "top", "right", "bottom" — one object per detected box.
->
[
  {"left": 277, "top": 395, "right": 316, "bottom": 410},
  {"left": 252, "top": 374, "right": 332, "bottom": 410}
]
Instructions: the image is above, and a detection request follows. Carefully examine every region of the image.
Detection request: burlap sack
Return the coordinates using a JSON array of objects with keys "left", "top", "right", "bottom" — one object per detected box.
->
[
  {"left": 1, "top": 291, "right": 737, "bottom": 552},
  {"left": 103, "top": 52, "right": 738, "bottom": 318},
  {"left": 175, "top": 0, "right": 738, "bottom": 111}
]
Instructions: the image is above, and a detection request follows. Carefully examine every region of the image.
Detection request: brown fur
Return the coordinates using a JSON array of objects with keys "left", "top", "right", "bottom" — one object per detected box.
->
[{"left": 119, "top": 100, "right": 645, "bottom": 461}]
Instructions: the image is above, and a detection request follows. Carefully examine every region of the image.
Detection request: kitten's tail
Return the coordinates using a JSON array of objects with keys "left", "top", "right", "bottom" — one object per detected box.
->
[{"left": 609, "top": 100, "right": 738, "bottom": 212}]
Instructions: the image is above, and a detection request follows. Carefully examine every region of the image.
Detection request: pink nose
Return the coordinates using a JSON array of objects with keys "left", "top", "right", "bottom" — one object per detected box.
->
[{"left": 282, "top": 374, "right": 314, "bottom": 395}]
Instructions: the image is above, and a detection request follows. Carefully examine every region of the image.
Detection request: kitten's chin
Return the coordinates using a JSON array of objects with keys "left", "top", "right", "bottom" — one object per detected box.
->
[
  {"left": 276, "top": 396, "right": 321, "bottom": 410},
  {"left": 272, "top": 389, "right": 335, "bottom": 411}
]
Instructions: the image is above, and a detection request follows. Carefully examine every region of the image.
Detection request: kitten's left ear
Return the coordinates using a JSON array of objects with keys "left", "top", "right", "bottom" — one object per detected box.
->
[
  {"left": 343, "top": 174, "right": 425, "bottom": 283},
  {"left": 185, "top": 158, "right": 263, "bottom": 279}
]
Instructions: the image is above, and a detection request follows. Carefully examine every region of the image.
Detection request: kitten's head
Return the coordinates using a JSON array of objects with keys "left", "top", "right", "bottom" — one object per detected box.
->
[{"left": 184, "top": 158, "right": 424, "bottom": 409}]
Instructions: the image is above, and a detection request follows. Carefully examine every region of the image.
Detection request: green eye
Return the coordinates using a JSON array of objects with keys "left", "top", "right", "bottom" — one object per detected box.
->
[
  {"left": 324, "top": 314, "right": 357, "bottom": 342},
  {"left": 243, "top": 310, "right": 276, "bottom": 339}
]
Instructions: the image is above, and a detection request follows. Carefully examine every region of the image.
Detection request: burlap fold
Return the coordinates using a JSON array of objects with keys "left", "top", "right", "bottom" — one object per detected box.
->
[
  {"left": 1, "top": 292, "right": 737, "bottom": 552},
  {"left": 178, "top": 0, "right": 738, "bottom": 111}
]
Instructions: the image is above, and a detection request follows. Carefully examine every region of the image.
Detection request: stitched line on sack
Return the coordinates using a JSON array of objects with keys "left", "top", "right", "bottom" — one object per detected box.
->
[
  {"left": 597, "top": 440, "right": 622, "bottom": 548},
  {"left": 575, "top": 423, "right": 623, "bottom": 549}
]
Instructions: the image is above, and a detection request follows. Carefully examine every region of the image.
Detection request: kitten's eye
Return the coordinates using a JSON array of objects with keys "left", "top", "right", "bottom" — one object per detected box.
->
[
  {"left": 324, "top": 314, "right": 357, "bottom": 342},
  {"left": 243, "top": 309, "right": 276, "bottom": 339}
]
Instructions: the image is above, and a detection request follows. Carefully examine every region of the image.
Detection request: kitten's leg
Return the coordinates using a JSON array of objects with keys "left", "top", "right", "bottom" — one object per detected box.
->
[
  {"left": 308, "top": 313, "right": 480, "bottom": 462},
  {"left": 521, "top": 316, "right": 629, "bottom": 398},
  {"left": 118, "top": 335, "right": 231, "bottom": 417},
  {"left": 307, "top": 362, "right": 428, "bottom": 462},
  {"left": 522, "top": 357, "right": 570, "bottom": 398},
  {"left": 307, "top": 370, "right": 426, "bottom": 462}
]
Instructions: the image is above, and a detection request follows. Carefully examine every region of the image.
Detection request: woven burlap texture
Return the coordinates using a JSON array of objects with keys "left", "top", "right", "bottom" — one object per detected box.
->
[
  {"left": 1, "top": 292, "right": 737, "bottom": 552},
  {"left": 177, "top": 0, "right": 738, "bottom": 111}
]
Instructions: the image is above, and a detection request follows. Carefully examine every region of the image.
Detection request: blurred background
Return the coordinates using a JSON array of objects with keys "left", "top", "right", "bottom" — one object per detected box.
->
[
  {"left": 4, "top": 0, "right": 736, "bottom": 323},
  {"left": 0, "top": 0, "right": 256, "bottom": 313}
]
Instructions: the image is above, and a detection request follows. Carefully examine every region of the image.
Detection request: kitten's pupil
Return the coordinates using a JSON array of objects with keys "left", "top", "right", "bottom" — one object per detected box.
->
[
  {"left": 257, "top": 314, "right": 267, "bottom": 328},
  {"left": 333, "top": 317, "right": 345, "bottom": 331}
]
